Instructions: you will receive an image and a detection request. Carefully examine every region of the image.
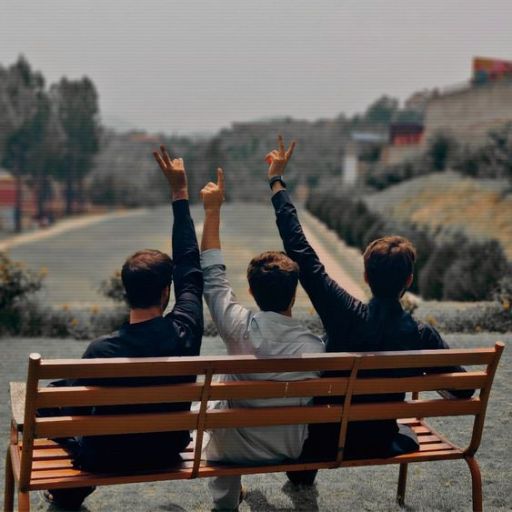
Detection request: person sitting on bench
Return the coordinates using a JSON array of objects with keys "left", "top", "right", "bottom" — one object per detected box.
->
[
  {"left": 199, "top": 168, "right": 325, "bottom": 511},
  {"left": 44, "top": 147, "right": 203, "bottom": 510},
  {"left": 265, "top": 135, "right": 473, "bottom": 485}
]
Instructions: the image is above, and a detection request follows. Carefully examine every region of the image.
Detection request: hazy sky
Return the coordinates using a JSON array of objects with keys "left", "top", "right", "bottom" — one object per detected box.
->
[{"left": 1, "top": 0, "right": 511, "bottom": 135}]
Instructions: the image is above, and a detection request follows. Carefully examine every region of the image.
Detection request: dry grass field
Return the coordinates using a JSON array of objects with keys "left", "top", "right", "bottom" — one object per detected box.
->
[{"left": 365, "top": 172, "right": 512, "bottom": 259}]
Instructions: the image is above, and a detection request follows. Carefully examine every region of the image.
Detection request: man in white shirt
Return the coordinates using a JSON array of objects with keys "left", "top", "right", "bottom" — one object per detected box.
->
[{"left": 200, "top": 169, "right": 325, "bottom": 511}]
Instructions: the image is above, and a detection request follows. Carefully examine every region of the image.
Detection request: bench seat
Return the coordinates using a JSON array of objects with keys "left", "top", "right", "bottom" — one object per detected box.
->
[{"left": 11, "top": 418, "right": 463, "bottom": 492}]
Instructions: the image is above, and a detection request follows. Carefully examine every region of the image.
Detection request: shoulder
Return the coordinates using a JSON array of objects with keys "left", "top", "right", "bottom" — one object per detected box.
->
[{"left": 82, "top": 331, "right": 122, "bottom": 359}]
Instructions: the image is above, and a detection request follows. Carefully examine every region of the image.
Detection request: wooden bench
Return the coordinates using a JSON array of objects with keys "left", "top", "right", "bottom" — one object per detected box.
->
[{"left": 5, "top": 343, "right": 504, "bottom": 512}]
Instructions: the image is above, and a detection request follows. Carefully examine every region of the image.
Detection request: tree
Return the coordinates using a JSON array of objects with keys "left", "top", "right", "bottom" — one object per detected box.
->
[
  {"left": 51, "top": 77, "right": 101, "bottom": 214},
  {"left": 426, "top": 132, "right": 458, "bottom": 171},
  {"left": 364, "top": 95, "right": 399, "bottom": 125},
  {"left": 1, "top": 57, "right": 49, "bottom": 231}
]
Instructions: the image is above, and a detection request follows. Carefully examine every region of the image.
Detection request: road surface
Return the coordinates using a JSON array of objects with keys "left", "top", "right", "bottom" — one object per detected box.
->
[{"left": 8, "top": 203, "right": 367, "bottom": 308}]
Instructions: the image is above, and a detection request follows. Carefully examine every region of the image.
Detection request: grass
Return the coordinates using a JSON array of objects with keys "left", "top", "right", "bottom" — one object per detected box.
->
[{"left": 365, "top": 172, "right": 512, "bottom": 259}]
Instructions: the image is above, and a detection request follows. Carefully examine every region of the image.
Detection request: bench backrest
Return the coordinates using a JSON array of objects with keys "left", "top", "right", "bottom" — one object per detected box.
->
[{"left": 18, "top": 343, "right": 504, "bottom": 487}]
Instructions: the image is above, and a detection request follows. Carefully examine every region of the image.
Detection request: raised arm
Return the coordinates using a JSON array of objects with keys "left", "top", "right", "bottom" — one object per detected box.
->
[
  {"left": 153, "top": 146, "right": 203, "bottom": 355},
  {"left": 266, "top": 136, "right": 362, "bottom": 342},
  {"left": 200, "top": 170, "right": 252, "bottom": 352}
]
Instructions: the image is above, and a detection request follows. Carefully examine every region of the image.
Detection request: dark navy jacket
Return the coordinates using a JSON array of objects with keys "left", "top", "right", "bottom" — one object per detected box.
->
[
  {"left": 55, "top": 199, "right": 203, "bottom": 471},
  {"left": 272, "top": 189, "right": 471, "bottom": 456}
]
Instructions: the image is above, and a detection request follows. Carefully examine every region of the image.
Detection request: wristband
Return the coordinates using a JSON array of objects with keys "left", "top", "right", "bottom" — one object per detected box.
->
[{"left": 269, "top": 175, "right": 286, "bottom": 190}]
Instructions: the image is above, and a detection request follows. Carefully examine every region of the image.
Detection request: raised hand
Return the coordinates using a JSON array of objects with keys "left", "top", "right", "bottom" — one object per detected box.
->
[
  {"left": 200, "top": 168, "right": 225, "bottom": 212},
  {"left": 264, "top": 134, "right": 296, "bottom": 178},
  {"left": 153, "top": 145, "right": 188, "bottom": 201}
]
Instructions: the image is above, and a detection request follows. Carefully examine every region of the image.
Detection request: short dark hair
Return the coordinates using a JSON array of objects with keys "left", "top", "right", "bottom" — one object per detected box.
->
[
  {"left": 363, "top": 236, "right": 416, "bottom": 298},
  {"left": 247, "top": 251, "right": 299, "bottom": 312},
  {"left": 121, "top": 250, "right": 173, "bottom": 308}
]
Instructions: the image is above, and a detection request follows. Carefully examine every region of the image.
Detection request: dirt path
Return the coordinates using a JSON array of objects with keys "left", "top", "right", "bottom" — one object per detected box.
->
[{"left": 300, "top": 208, "right": 367, "bottom": 301}]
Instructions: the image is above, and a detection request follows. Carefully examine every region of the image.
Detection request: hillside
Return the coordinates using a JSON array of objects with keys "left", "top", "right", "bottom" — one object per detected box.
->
[{"left": 364, "top": 171, "right": 512, "bottom": 258}]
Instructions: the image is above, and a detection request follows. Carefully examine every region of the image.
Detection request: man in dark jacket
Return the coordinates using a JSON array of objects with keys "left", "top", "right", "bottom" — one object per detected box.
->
[
  {"left": 45, "top": 147, "right": 203, "bottom": 509},
  {"left": 264, "top": 136, "right": 472, "bottom": 485}
]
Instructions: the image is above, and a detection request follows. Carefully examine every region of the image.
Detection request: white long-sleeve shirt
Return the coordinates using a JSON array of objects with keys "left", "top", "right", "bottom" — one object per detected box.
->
[{"left": 201, "top": 248, "right": 325, "bottom": 463}]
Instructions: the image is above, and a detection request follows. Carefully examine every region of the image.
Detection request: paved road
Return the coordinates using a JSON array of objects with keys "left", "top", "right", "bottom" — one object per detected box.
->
[{"left": 9, "top": 203, "right": 367, "bottom": 309}]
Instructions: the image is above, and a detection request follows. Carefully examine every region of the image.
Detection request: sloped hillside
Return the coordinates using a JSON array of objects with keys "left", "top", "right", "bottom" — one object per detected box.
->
[{"left": 364, "top": 171, "right": 512, "bottom": 258}]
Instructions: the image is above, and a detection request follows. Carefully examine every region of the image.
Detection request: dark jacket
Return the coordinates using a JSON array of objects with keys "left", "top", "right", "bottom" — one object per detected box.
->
[
  {"left": 56, "top": 199, "right": 203, "bottom": 471},
  {"left": 271, "top": 190, "right": 471, "bottom": 456}
]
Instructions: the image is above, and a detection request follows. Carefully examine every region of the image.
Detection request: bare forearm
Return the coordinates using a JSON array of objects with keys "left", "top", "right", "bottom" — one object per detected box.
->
[{"left": 201, "top": 210, "right": 221, "bottom": 252}]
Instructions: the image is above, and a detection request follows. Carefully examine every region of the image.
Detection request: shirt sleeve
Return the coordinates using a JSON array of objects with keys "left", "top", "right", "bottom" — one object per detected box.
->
[
  {"left": 201, "top": 248, "right": 253, "bottom": 354},
  {"left": 271, "top": 189, "right": 362, "bottom": 351},
  {"left": 166, "top": 199, "right": 204, "bottom": 356}
]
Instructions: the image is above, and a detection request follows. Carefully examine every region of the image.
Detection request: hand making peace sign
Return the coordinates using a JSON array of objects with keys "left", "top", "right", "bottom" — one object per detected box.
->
[
  {"left": 153, "top": 145, "right": 188, "bottom": 200},
  {"left": 264, "top": 135, "right": 296, "bottom": 178}
]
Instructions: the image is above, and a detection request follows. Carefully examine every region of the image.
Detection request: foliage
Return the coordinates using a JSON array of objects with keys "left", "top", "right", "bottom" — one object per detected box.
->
[
  {"left": 0, "top": 252, "right": 45, "bottom": 332},
  {"left": 306, "top": 191, "right": 509, "bottom": 302},
  {"left": 453, "top": 122, "right": 512, "bottom": 182},
  {"left": 442, "top": 240, "right": 510, "bottom": 301},
  {"left": 425, "top": 131, "right": 458, "bottom": 171},
  {"left": 0, "top": 252, "right": 44, "bottom": 310},
  {"left": 493, "top": 273, "right": 512, "bottom": 309},
  {"left": 364, "top": 95, "right": 400, "bottom": 125},
  {"left": 99, "top": 271, "right": 127, "bottom": 304},
  {"left": 51, "top": 76, "right": 102, "bottom": 214}
]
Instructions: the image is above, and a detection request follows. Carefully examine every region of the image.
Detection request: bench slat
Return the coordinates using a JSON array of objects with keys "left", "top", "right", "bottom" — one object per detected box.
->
[
  {"left": 208, "top": 378, "right": 349, "bottom": 401},
  {"left": 348, "top": 398, "right": 481, "bottom": 421},
  {"left": 35, "top": 378, "right": 350, "bottom": 409},
  {"left": 204, "top": 405, "right": 343, "bottom": 429},
  {"left": 358, "top": 349, "right": 495, "bottom": 370},
  {"left": 38, "top": 354, "right": 357, "bottom": 380},
  {"left": 352, "top": 372, "right": 487, "bottom": 395},
  {"left": 36, "top": 383, "right": 204, "bottom": 408},
  {"left": 35, "top": 411, "right": 199, "bottom": 438}
]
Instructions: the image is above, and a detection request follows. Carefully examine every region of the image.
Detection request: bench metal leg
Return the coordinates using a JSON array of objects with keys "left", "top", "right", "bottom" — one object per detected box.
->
[
  {"left": 396, "top": 463, "right": 408, "bottom": 507},
  {"left": 4, "top": 447, "right": 15, "bottom": 512},
  {"left": 465, "top": 456, "right": 483, "bottom": 512}
]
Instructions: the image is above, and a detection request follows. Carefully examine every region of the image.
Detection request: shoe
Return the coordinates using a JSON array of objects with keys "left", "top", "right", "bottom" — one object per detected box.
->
[
  {"left": 41, "top": 486, "right": 95, "bottom": 510},
  {"left": 286, "top": 469, "right": 318, "bottom": 487}
]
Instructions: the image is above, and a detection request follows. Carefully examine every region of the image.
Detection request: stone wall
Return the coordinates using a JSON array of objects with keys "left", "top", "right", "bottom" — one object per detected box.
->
[{"left": 423, "top": 79, "right": 512, "bottom": 144}]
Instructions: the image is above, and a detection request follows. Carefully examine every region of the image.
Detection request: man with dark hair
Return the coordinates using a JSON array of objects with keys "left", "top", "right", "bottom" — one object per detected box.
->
[
  {"left": 199, "top": 169, "right": 324, "bottom": 511},
  {"left": 44, "top": 147, "right": 203, "bottom": 509},
  {"left": 265, "top": 136, "right": 472, "bottom": 484}
]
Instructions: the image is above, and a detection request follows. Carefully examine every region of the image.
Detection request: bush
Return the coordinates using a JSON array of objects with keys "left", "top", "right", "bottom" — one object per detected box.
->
[
  {"left": 306, "top": 191, "right": 511, "bottom": 302},
  {"left": 99, "top": 270, "right": 127, "bottom": 304},
  {"left": 425, "top": 132, "right": 458, "bottom": 171},
  {"left": 442, "top": 240, "right": 510, "bottom": 301},
  {"left": 418, "top": 233, "right": 467, "bottom": 300},
  {"left": 0, "top": 252, "right": 45, "bottom": 334}
]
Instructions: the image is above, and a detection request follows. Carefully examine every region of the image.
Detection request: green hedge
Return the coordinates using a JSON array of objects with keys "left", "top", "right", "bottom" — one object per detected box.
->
[{"left": 306, "top": 192, "right": 511, "bottom": 301}]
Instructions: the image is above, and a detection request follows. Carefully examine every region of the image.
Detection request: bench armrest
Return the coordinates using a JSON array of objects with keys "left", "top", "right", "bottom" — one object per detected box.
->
[{"left": 9, "top": 382, "right": 26, "bottom": 431}]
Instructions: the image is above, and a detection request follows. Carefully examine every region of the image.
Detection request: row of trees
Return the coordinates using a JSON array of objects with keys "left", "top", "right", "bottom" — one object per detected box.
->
[{"left": 0, "top": 56, "right": 101, "bottom": 231}]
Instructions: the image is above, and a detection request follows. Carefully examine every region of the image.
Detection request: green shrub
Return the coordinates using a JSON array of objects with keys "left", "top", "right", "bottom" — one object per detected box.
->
[
  {"left": 442, "top": 240, "right": 510, "bottom": 301},
  {"left": 418, "top": 233, "right": 467, "bottom": 300},
  {"left": 0, "top": 252, "right": 45, "bottom": 334},
  {"left": 99, "top": 270, "right": 127, "bottom": 304}
]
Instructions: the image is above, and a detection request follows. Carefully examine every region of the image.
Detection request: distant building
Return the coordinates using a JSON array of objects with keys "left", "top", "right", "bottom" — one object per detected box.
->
[
  {"left": 0, "top": 168, "right": 38, "bottom": 231},
  {"left": 342, "top": 130, "right": 387, "bottom": 185},
  {"left": 423, "top": 57, "right": 512, "bottom": 145},
  {"left": 380, "top": 122, "right": 424, "bottom": 165}
]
